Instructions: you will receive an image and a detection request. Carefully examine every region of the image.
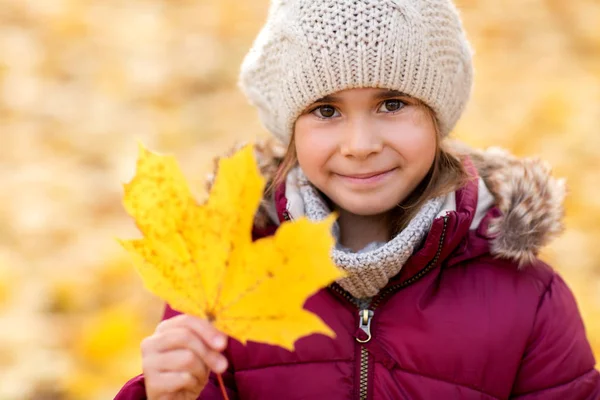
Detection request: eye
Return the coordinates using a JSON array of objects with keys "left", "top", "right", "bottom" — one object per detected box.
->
[
  {"left": 378, "top": 99, "right": 406, "bottom": 113},
  {"left": 312, "top": 105, "right": 340, "bottom": 119}
]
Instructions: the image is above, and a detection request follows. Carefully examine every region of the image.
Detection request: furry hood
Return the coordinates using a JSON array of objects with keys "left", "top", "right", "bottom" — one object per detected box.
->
[{"left": 209, "top": 138, "right": 566, "bottom": 267}]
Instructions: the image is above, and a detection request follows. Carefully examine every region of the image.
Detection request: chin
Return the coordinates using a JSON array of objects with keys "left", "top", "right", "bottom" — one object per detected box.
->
[{"left": 333, "top": 196, "right": 399, "bottom": 216}]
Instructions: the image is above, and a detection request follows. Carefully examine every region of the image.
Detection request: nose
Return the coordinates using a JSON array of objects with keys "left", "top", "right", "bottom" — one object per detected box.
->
[{"left": 339, "top": 118, "right": 383, "bottom": 159}]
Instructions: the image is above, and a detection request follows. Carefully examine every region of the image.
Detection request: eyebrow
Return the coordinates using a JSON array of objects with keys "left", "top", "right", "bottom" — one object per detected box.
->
[
  {"left": 313, "top": 89, "right": 410, "bottom": 104},
  {"left": 313, "top": 94, "right": 339, "bottom": 104},
  {"left": 374, "top": 89, "right": 409, "bottom": 100}
]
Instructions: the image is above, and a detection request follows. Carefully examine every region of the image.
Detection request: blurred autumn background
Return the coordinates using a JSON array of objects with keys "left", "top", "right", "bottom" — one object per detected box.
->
[{"left": 0, "top": 0, "right": 598, "bottom": 398}]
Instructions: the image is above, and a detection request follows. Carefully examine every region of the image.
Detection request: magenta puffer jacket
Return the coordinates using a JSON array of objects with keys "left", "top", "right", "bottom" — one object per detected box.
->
[{"left": 116, "top": 143, "right": 600, "bottom": 399}]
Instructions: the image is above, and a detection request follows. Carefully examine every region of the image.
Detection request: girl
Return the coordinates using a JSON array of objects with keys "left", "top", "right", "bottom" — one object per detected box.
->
[{"left": 117, "top": 0, "right": 600, "bottom": 399}]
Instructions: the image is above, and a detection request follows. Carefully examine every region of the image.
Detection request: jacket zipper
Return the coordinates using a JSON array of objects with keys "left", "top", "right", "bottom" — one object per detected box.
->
[
  {"left": 283, "top": 210, "right": 292, "bottom": 221},
  {"left": 329, "top": 215, "right": 449, "bottom": 400},
  {"left": 357, "top": 309, "right": 373, "bottom": 400},
  {"left": 283, "top": 209, "right": 449, "bottom": 400}
]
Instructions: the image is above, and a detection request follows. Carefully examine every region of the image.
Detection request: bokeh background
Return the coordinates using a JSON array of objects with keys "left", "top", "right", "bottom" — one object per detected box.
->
[{"left": 0, "top": 0, "right": 598, "bottom": 398}]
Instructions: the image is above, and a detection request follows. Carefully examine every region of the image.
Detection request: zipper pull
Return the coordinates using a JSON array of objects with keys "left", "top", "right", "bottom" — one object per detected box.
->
[{"left": 356, "top": 309, "right": 374, "bottom": 343}]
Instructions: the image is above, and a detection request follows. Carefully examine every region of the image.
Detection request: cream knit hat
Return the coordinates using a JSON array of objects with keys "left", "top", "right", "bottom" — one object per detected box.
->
[{"left": 239, "top": 0, "right": 474, "bottom": 145}]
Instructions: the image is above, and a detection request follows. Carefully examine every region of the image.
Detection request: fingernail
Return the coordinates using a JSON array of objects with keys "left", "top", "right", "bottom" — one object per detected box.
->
[
  {"left": 216, "top": 359, "right": 228, "bottom": 373},
  {"left": 213, "top": 336, "right": 226, "bottom": 348}
]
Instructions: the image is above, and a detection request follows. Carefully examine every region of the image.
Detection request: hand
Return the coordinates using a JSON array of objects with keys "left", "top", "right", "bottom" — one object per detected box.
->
[{"left": 142, "top": 314, "right": 229, "bottom": 400}]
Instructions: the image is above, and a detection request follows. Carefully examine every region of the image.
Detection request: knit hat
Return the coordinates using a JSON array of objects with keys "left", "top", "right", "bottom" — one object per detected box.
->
[{"left": 239, "top": 0, "right": 474, "bottom": 145}]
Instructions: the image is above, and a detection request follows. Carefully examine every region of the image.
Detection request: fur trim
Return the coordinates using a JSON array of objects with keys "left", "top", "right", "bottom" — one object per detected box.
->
[
  {"left": 450, "top": 142, "right": 566, "bottom": 267},
  {"left": 208, "top": 138, "right": 566, "bottom": 267}
]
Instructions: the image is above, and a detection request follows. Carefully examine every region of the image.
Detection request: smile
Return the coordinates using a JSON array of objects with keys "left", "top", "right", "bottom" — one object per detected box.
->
[{"left": 336, "top": 168, "right": 398, "bottom": 185}]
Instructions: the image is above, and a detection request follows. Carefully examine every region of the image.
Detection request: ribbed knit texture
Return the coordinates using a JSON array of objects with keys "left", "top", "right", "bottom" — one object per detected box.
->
[
  {"left": 239, "top": 0, "right": 474, "bottom": 145},
  {"left": 297, "top": 171, "right": 444, "bottom": 298}
]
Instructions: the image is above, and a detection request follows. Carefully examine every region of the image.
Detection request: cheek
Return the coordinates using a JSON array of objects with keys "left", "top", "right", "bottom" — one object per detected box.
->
[
  {"left": 386, "top": 117, "right": 437, "bottom": 165},
  {"left": 294, "top": 119, "right": 337, "bottom": 175}
]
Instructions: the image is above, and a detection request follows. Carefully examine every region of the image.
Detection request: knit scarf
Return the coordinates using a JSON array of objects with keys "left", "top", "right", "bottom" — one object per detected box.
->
[{"left": 296, "top": 171, "right": 444, "bottom": 299}]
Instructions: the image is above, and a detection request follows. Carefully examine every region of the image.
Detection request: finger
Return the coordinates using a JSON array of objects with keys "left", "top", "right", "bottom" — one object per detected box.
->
[
  {"left": 148, "top": 349, "right": 209, "bottom": 381},
  {"left": 147, "top": 328, "right": 229, "bottom": 374},
  {"left": 185, "top": 317, "right": 228, "bottom": 352},
  {"left": 145, "top": 371, "right": 203, "bottom": 395},
  {"left": 147, "top": 327, "right": 197, "bottom": 352},
  {"left": 157, "top": 315, "right": 228, "bottom": 351},
  {"left": 142, "top": 327, "right": 196, "bottom": 357}
]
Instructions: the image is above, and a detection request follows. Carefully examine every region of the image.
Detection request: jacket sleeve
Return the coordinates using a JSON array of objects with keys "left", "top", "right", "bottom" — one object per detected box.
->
[
  {"left": 114, "top": 304, "right": 239, "bottom": 400},
  {"left": 510, "top": 273, "right": 600, "bottom": 399},
  {"left": 114, "top": 371, "right": 239, "bottom": 400},
  {"left": 114, "top": 374, "right": 147, "bottom": 399}
]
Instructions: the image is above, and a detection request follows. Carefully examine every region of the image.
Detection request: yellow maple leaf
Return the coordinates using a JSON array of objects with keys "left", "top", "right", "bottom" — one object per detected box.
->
[{"left": 118, "top": 143, "right": 344, "bottom": 350}]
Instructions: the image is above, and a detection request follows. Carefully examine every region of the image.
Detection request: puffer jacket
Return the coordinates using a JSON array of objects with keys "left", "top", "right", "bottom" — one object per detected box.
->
[{"left": 116, "top": 140, "right": 600, "bottom": 399}]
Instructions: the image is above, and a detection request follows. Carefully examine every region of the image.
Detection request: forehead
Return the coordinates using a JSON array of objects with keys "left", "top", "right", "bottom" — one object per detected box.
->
[{"left": 314, "top": 88, "right": 408, "bottom": 103}]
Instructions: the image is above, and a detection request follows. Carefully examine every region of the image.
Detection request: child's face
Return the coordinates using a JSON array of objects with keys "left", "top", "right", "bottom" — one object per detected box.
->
[{"left": 294, "top": 87, "right": 437, "bottom": 216}]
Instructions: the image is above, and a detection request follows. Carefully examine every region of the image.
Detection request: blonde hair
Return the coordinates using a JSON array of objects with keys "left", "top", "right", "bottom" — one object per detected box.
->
[{"left": 268, "top": 104, "right": 470, "bottom": 235}]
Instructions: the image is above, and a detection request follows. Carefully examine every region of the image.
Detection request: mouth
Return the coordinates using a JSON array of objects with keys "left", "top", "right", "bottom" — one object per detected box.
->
[{"left": 336, "top": 168, "right": 398, "bottom": 184}]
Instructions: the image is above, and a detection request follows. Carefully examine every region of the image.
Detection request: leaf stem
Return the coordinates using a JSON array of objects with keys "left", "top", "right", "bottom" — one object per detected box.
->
[{"left": 217, "top": 373, "right": 230, "bottom": 400}]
